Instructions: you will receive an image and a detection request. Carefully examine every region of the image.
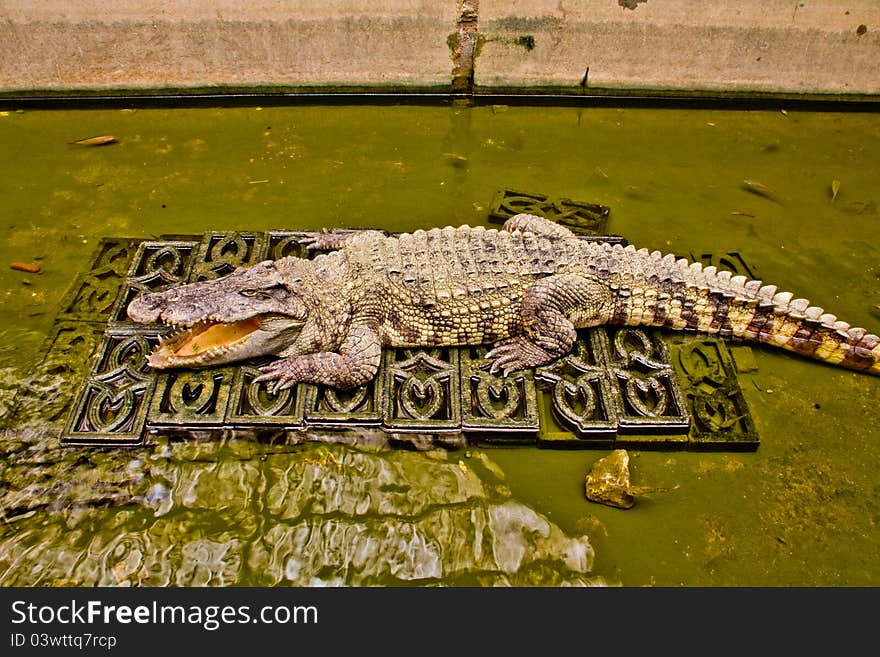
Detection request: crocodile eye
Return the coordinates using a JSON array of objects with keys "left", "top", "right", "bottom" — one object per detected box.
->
[{"left": 240, "top": 289, "right": 259, "bottom": 297}]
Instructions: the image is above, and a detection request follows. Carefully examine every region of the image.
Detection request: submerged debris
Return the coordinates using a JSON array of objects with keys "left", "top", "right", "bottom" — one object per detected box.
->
[
  {"left": 444, "top": 152, "right": 469, "bottom": 169},
  {"left": 741, "top": 179, "right": 786, "bottom": 205},
  {"left": 830, "top": 179, "right": 841, "bottom": 203},
  {"left": 835, "top": 199, "right": 876, "bottom": 215},
  {"left": 67, "top": 135, "right": 118, "bottom": 147},
  {"left": 9, "top": 262, "right": 40, "bottom": 273}
]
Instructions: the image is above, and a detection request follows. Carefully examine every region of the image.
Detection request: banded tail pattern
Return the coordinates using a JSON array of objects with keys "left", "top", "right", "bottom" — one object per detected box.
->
[{"left": 606, "top": 244, "right": 880, "bottom": 375}]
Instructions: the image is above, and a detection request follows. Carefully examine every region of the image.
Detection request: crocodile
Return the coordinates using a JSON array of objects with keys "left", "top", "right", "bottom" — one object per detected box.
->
[{"left": 127, "top": 214, "right": 880, "bottom": 391}]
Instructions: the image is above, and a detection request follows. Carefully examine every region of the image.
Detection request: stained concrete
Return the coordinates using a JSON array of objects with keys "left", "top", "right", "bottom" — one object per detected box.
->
[
  {"left": 0, "top": 1, "right": 459, "bottom": 91},
  {"left": 478, "top": 0, "right": 880, "bottom": 95},
  {"left": 0, "top": 1, "right": 878, "bottom": 96}
]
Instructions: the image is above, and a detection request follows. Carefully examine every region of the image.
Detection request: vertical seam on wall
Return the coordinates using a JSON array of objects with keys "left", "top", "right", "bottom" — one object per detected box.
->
[{"left": 452, "top": 0, "right": 479, "bottom": 94}]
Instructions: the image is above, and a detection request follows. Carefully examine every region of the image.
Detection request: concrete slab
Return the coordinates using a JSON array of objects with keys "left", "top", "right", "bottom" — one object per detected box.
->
[
  {"left": 0, "top": 1, "right": 459, "bottom": 92},
  {"left": 476, "top": 0, "right": 880, "bottom": 95},
  {"left": 0, "top": 1, "right": 877, "bottom": 97}
]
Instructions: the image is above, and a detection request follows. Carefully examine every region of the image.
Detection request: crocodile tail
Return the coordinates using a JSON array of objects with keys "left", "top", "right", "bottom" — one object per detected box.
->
[
  {"left": 613, "top": 246, "right": 880, "bottom": 375},
  {"left": 732, "top": 289, "right": 880, "bottom": 375}
]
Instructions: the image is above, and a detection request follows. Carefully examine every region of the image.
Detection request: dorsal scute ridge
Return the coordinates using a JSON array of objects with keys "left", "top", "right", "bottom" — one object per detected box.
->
[
  {"left": 789, "top": 298, "right": 810, "bottom": 315},
  {"left": 758, "top": 285, "right": 777, "bottom": 301},
  {"left": 772, "top": 291, "right": 794, "bottom": 310},
  {"left": 804, "top": 306, "right": 824, "bottom": 321}
]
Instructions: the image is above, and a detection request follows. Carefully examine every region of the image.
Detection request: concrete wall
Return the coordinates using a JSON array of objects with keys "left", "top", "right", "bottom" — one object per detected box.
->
[
  {"left": 478, "top": 1, "right": 880, "bottom": 95},
  {"left": 0, "top": 0, "right": 877, "bottom": 96}
]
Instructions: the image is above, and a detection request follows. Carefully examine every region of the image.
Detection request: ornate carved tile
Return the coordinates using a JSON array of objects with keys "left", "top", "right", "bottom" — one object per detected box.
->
[
  {"left": 57, "top": 238, "right": 142, "bottom": 322},
  {"left": 488, "top": 188, "right": 611, "bottom": 235},
  {"left": 109, "top": 240, "right": 200, "bottom": 325},
  {"left": 148, "top": 367, "right": 236, "bottom": 429},
  {"left": 671, "top": 338, "right": 759, "bottom": 450},
  {"left": 381, "top": 348, "right": 461, "bottom": 433},
  {"left": 459, "top": 345, "right": 540, "bottom": 440},
  {"left": 62, "top": 328, "right": 161, "bottom": 445},
  {"left": 189, "top": 232, "right": 268, "bottom": 282}
]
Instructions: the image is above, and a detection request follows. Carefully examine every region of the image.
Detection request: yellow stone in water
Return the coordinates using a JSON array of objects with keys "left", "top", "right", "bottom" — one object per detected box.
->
[{"left": 585, "top": 449, "right": 635, "bottom": 509}]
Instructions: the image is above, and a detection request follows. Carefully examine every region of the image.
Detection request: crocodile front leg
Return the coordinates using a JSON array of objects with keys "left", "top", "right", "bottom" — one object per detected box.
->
[
  {"left": 253, "top": 320, "right": 382, "bottom": 392},
  {"left": 298, "top": 229, "right": 387, "bottom": 252},
  {"left": 487, "top": 273, "right": 614, "bottom": 375}
]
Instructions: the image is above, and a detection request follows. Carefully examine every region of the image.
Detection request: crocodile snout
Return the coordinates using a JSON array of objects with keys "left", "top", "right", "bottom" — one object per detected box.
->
[{"left": 127, "top": 292, "right": 163, "bottom": 324}]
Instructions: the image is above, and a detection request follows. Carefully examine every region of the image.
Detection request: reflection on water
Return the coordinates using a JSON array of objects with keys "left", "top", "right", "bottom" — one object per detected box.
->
[{"left": 0, "top": 431, "right": 602, "bottom": 586}]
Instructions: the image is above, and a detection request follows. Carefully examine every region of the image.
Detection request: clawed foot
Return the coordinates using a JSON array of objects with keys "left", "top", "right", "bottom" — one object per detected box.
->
[
  {"left": 252, "top": 359, "right": 300, "bottom": 393},
  {"left": 485, "top": 336, "right": 555, "bottom": 377},
  {"left": 296, "top": 230, "right": 348, "bottom": 252}
]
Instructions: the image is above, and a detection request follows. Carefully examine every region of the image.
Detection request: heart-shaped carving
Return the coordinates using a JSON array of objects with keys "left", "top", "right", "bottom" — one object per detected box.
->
[
  {"left": 622, "top": 373, "right": 667, "bottom": 417},
  {"left": 400, "top": 376, "right": 443, "bottom": 420},
  {"left": 552, "top": 376, "right": 598, "bottom": 426},
  {"left": 181, "top": 382, "right": 205, "bottom": 405},
  {"left": 87, "top": 386, "right": 137, "bottom": 433},
  {"left": 323, "top": 385, "right": 370, "bottom": 414},
  {"left": 475, "top": 378, "right": 520, "bottom": 420}
]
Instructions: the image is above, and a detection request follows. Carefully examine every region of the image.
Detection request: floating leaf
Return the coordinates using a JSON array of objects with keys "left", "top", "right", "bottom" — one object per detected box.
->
[{"left": 831, "top": 179, "right": 841, "bottom": 203}]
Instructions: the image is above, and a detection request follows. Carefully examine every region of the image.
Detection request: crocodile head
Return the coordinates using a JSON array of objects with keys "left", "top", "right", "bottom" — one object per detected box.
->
[{"left": 127, "top": 260, "right": 309, "bottom": 369}]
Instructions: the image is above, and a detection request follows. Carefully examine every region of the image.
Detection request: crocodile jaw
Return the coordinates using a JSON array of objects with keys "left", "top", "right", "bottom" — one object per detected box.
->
[{"left": 148, "top": 315, "right": 301, "bottom": 368}]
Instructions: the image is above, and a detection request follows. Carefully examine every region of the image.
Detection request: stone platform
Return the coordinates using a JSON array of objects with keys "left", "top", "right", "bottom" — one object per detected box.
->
[{"left": 23, "top": 225, "right": 759, "bottom": 450}]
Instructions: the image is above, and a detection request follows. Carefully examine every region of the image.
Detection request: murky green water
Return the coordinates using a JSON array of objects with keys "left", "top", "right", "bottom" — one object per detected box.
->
[{"left": 1, "top": 104, "right": 878, "bottom": 586}]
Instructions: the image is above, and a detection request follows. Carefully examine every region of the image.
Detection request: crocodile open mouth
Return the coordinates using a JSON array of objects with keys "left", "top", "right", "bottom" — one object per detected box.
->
[{"left": 149, "top": 318, "right": 261, "bottom": 368}]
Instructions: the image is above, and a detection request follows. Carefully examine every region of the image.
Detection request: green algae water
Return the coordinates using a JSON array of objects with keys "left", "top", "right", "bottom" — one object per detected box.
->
[{"left": 0, "top": 104, "right": 878, "bottom": 586}]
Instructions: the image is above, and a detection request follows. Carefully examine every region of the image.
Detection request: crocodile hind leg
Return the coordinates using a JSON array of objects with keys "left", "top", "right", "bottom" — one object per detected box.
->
[
  {"left": 501, "top": 213, "right": 577, "bottom": 238},
  {"left": 487, "top": 273, "right": 613, "bottom": 375}
]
